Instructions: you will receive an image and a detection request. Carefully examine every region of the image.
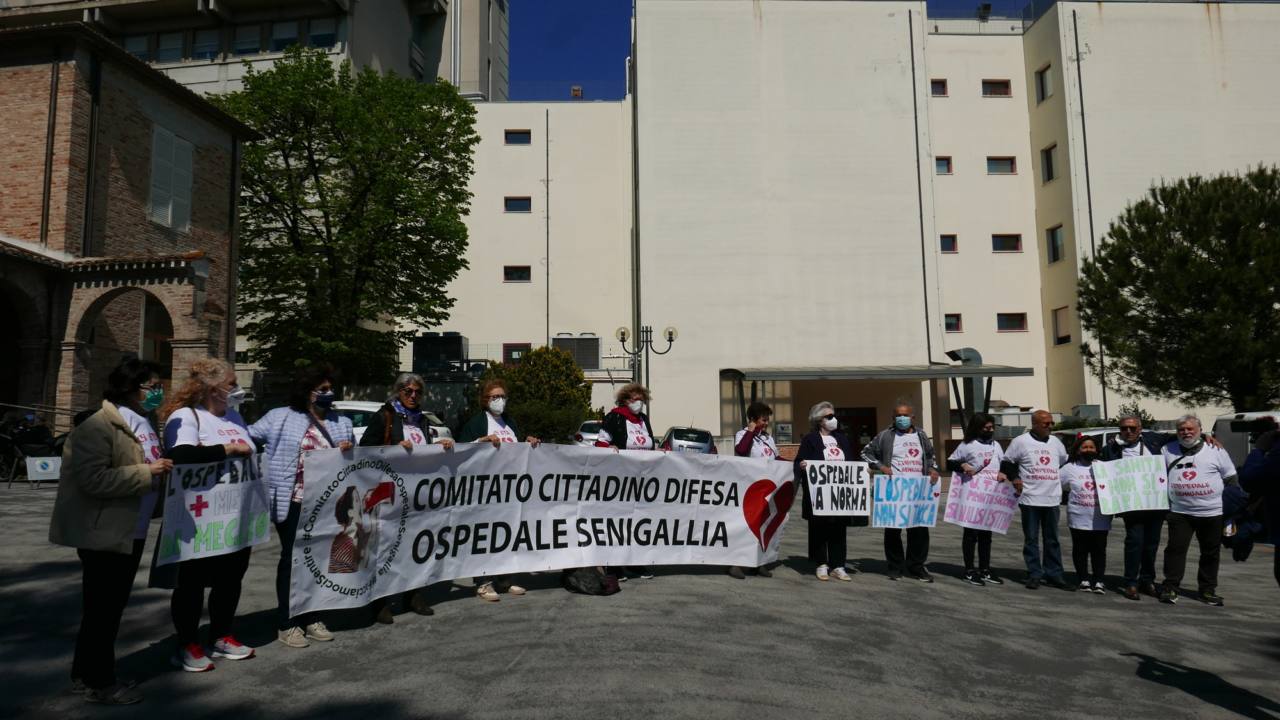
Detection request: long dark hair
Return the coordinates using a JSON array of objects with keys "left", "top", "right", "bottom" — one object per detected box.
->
[
  {"left": 289, "top": 364, "right": 338, "bottom": 413},
  {"left": 962, "top": 412, "right": 996, "bottom": 443},
  {"left": 1070, "top": 435, "right": 1098, "bottom": 462}
]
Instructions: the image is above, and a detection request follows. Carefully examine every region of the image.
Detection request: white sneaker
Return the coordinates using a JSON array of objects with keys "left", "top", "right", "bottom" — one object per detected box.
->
[
  {"left": 1091, "top": 582, "right": 1106, "bottom": 595},
  {"left": 816, "top": 564, "right": 830, "bottom": 581},
  {"left": 304, "top": 621, "right": 334, "bottom": 642},
  {"left": 171, "top": 643, "right": 214, "bottom": 672},
  {"left": 277, "top": 626, "right": 309, "bottom": 648},
  {"left": 831, "top": 567, "right": 852, "bottom": 582},
  {"left": 477, "top": 582, "right": 500, "bottom": 602},
  {"left": 506, "top": 584, "right": 527, "bottom": 596},
  {"left": 210, "top": 636, "right": 255, "bottom": 661},
  {"left": 1078, "top": 581, "right": 1092, "bottom": 592}
]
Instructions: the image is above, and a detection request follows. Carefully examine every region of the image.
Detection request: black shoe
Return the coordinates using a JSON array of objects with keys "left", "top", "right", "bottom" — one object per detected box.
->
[
  {"left": 1123, "top": 585, "right": 1141, "bottom": 601},
  {"left": 1140, "top": 581, "right": 1159, "bottom": 597},
  {"left": 728, "top": 566, "right": 746, "bottom": 580},
  {"left": 1046, "top": 576, "right": 1074, "bottom": 591},
  {"left": 1025, "top": 577, "right": 1041, "bottom": 590},
  {"left": 639, "top": 566, "right": 656, "bottom": 580},
  {"left": 1199, "top": 591, "right": 1224, "bottom": 607},
  {"left": 887, "top": 568, "right": 902, "bottom": 581},
  {"left": 1158, "top": 586, "right": 1179, "bottom": 604},
  {"left": 909, "top": 570, "right": 934, "bottom": 584},
  {"left": 756, "top": 566, "right": 773, "bottom": 578},
  {"left": 409, "top": 593, "right": 435, "bottom": 616},
  {"left": 375, "top": 605, "right": 395, "bottom": 624},
  {"left": 980, "top": 570, "right": 1003, "bottom": 585},
  {"left": 963, "top": 570, "right": 985, "bottom": 587}
]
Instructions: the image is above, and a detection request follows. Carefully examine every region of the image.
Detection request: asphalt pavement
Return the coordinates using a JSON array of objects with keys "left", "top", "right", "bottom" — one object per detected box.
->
[{"left": 2, "top": 483, "right": 1277, "bottom": 719}]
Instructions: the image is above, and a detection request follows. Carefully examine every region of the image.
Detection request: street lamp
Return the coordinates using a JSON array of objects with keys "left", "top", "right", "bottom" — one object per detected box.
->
[{"left": 616, "top": 325, "right": 678, "bottom": 404}]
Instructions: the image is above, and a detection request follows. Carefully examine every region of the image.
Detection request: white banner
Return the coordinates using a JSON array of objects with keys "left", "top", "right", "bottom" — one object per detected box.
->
[
  {"left": 943, "top": 469, "right": 1018, "bottom": 535},
  {"left": 1093, "top": 456, "right": 1170, "bottom": 515},
  {"left": 804, "top": 461, "right": 871, "bottom": 517},
  {"left": 156, "top": 457, "right": 271, "bottom": 566},
  {"left": 291, "top": 444, "right": 796, "bottom": 615}
]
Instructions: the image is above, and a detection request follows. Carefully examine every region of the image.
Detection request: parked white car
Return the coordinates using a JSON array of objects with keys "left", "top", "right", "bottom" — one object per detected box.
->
[
  {"left": 574, "top": 420, "right": 602, "bottom": 447},
  {"left": 1212, "top": 411, "right": 1279, "bottom": 467},
  {"left": 332, "top": 400, "right": 453, "bottom": 444}
]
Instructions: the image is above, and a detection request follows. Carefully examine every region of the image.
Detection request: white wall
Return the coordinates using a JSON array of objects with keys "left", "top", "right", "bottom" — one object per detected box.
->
[{"left": 636, "top": 0, "right": 942, "bottom": 433}]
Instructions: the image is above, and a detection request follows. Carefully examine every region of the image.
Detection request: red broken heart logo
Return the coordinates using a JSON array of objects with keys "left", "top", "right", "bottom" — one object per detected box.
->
[
  {"left": 743, "top": 479, "right": 796, "bottom": 551},
  {"left": 908, "top": 448, "right": 921, "bottom": 457},
  {"left": 1098, "top": 484, "right": 1106, "bottom": 489},
  {"left": 1038, "top": 456, "right": 1051, "bottom": 465},
  {"left": 1182, "top": 470, "right": 1197, "bottom": 481}
]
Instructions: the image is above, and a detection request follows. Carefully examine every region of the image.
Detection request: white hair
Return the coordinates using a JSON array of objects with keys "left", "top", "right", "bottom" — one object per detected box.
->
[
  {"left": 1175, "top": 414, "right": 1201, "bottom": 429},
  {"left": 809, "top": 401, "right": 835, "bottom": 429},
  {"left": 390, "top": 372, "right": 425, "bottom": 401}
]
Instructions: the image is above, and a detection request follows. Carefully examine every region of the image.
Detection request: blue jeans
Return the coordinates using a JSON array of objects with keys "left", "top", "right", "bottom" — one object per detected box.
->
[{"left": 1020, "top": 505, "right": 1063, "bottom": 580}]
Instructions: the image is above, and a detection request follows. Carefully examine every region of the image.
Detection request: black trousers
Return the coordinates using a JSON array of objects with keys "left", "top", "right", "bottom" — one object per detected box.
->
[
  {"left": 1162, "top": 512, "right": 1223, "bottom": 594},
  {"left": 275, "top": 502, "right": 317, "bottom": 630},
  {"left": 961, "top": 528, "right": 992, "bottom": 571},
  {"left": 807, "top": 518, "right": 847, "bottom": 568},
  {"left": 1070, "top": 528, "right": 1108, "bottom": 583},
  {"left": 73, "top": 539, "right": 144, "bottom": 690},
  {"left": 171, "top": 546, "right": 252, "bottom": 645},
  {"left": 884, "top": 527, "right": 929, "bottom": 574},
  {"left": 1121, "top": 510, "right": 1166, "bottom": 587}
]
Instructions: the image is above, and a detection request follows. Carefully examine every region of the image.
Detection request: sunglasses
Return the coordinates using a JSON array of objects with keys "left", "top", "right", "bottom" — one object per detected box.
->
[
  {"left": 822, "top": 414, "right": 836, "bottom": 421},
  {"left": 401, "top": 388, "right": 423, "bottom": 396}
]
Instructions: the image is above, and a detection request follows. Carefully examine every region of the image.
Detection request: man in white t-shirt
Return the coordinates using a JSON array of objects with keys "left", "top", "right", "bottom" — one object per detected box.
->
[
  {"left": 1159, "top": 414, "right": 1237, "bottom": 607},
  {"left": 999, "top": 410, "right": 1071, "bottom": 591}
]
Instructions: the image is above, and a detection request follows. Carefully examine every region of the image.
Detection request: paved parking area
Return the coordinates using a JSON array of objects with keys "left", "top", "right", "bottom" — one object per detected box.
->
[{"left": 2, "top": 484, "right": 1277, "bottom": 719}]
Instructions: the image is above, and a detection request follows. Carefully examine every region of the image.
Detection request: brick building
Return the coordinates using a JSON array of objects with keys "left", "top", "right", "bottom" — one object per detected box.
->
[{"left": 0, "top": 22, "right": 254, "bottom": 427}]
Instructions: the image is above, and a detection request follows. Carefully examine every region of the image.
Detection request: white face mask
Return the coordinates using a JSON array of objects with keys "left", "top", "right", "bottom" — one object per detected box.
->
[
  {"left": 628, "top": 400, "right": 644, "bottom": 415},
  {"left": 226, "top": 387, "right": 246, "bottom": 409},
  {"left": 488, "top": 398, "right": 506, "bottom": 415},
  {"left": 1178, "top": 434, "right": 1200, "bottom": 449},
  {"left": 822, "top": 417, "right": 838, "bottom": 432}
]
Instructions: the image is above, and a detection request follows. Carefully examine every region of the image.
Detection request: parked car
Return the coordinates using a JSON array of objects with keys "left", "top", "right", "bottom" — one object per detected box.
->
[
  {"left": 1051, "top": 426, "right": 1163, "bottom": 453},
  {"left": 575, "top": 420, "right": 602, "bottom": 447},
  {"left": 660, "top": 426, "right": 717, "bottom": 454},
  {"left": 332, "top": 400, "right": 453, "bottom": 444},
  {"left": 1212, "top": 411, "right": 1279, "bottom": 467}
]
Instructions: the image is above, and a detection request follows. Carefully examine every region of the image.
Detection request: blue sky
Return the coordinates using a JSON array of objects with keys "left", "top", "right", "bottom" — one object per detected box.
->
[{"left": 508, "top": 0, "right": 1033, "bottom": 101}]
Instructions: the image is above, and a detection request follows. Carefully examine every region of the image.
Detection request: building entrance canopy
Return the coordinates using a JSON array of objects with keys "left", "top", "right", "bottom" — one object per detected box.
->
[{"left": 722, "top": 365, "right": 1034, "bottom": 382}]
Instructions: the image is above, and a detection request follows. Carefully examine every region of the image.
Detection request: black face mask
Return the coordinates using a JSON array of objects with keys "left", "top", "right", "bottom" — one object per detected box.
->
[
  {"left": 979, "top": 431, "right": 994, "bottom": 442},
  {"left": 1079, "top": 453, "right": 1098, "bottom": 463}
]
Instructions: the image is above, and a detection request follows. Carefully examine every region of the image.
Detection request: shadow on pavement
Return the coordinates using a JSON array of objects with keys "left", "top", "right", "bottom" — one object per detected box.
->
[{"left": 1122, "top": 652, "right": 1280, "bottom": 720}]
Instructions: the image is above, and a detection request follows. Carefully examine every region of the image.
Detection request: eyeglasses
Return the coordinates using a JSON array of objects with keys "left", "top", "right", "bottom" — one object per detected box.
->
[{"left": 400, "top": 388, "right": 423, "bottom": 396}]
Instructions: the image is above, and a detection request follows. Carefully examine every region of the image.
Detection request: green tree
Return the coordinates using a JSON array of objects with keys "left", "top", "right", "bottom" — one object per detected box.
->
[
  {"left": 1110, "top": 401, "right": 1156, "bottom": 427},
  {"left": 473, "top": 347, "right": 592, "bottom": 442},
  {"left": 1077, "top": 167, "right": 1280, "bottom": 411},
  {"left": 212, "top": 47, "right": 479, "bottom": 382}
]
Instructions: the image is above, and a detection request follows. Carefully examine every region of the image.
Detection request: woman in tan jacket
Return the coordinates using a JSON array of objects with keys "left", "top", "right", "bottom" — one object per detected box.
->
[{"left": 49, "top": 358, "right": 172, "bottom": 705}]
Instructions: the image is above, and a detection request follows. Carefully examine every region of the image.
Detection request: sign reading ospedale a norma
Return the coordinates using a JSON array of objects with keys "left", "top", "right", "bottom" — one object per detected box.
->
[{"left": 291, "top": 445, "right": 796, "bottom": 615}]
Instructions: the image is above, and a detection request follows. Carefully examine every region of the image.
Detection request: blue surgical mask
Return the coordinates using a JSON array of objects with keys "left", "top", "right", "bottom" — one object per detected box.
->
[
  {"left": 894, "top": 415, "right": 912, "bottom": 431},
  {"left": 314, "top": 390, "right": 336, "bottom": 409}
]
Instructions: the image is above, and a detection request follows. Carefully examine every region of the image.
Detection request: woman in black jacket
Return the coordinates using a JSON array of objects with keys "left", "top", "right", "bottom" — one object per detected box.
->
[
  {"left": 359, "top": 372, "right": 454, "bottom": 623},
  {"left": 794, "top": 401, "right": 857, "bottom": 582},
  {"left": 595, "top": 383, "right": 656, "bottom": 451}
]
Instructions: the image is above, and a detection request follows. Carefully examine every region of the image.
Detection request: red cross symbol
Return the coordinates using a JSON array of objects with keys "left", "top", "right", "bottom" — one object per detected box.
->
[{"left": 189, "top": 495, "right": 210, "bottom": 518}]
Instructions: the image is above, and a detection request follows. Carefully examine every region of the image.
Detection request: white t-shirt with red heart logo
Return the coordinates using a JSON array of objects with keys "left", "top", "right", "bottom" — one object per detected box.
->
[
  {"left": 404, "top": 422, "right": 430, "bottom": 446},
  {"left": 120, "top": 405, "right": 162, "bottom": 540},
  {"left": 821, "top": 434, "right": 845, "bottom": 461},
  {"left": 1005, "top": 432, "right": 1069, "bottom": 507},
  {"left": 1060, "top": 461, "right": 1112, "bottom": 531},
  {"left": 891, "top": 432, "right": 924, "bottom": 474},
  {"left": 486, "top": 414, "right": 518, "bottom": 443},
  {"left": 734, "top": 428, "right": 778, "bottom": 459},
  {"left": 1162, "top": 443, "right": 1237, "bottom": 517}
]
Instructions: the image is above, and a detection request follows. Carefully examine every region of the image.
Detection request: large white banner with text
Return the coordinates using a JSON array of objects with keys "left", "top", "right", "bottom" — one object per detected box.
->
[{"left": 291, "top": 445, "right": 795, "bottom": 614}]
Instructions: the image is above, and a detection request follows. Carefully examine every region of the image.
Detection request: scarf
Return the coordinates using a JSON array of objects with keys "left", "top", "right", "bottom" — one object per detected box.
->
[{"left": 392, "top": 399, "right": 424, "bottom": 428}]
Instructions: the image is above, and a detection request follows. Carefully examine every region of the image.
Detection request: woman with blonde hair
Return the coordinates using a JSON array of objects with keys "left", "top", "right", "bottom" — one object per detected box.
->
[{"left": 157, "top": 358, "right": 256, "bottom": 672}]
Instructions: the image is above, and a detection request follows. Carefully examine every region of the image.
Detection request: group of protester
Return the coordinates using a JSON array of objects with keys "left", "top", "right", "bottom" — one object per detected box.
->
[{"left": 47, "top": 357, "right": 1279, "bottom": 705}]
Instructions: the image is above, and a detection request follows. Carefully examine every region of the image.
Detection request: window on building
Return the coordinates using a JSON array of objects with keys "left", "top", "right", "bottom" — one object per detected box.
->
[
  {"left": 997, "top": 313, "right": 1028, "bottom": 332},
  {"left": 504, "top": 129, "right": 532, "bottom": 145},
  {"left": 308, "top": 18, "right": 338, "bottom": 47},
  {"left": 192, "top": 29, "right": 220, "bottom": 60},
  {"left": 503, "top": 265, "right": 531, "bottom": 282},
  {"left": 935, "top": 156, "right": 953, "bottom": 175},
  {"left": 986, "top": 156, "right": 1017, "bottom": 175},
  {"left": 930, "top": 79, "right": 948, "bottom": 97},
  {"left": 156, "top": 32, "right": 183, "bottom": 62},
  {"left": 234, "top": 350, "right": 250, "bottom": 364},
  {"left": 1046, "top": 225, "right": 1065, "bottom": 263},
  {"left": 551, "top": 335, "right": 601, "bottom": 370},
  {"left": 233, "top": 25, "right": 261, "bottom": 55},
  {"left": 504, "top": 196, "right": 532, "bottom": 212},
  {"left": 271, "top": 21, "right": 299, "bottom": 52},
  {"left": 1036, "top": 65, "right": 1053, "bottom": 103},
  {"left": 149, "top": 126, "right": 193, "bottom": 232},
  {"left": 982, "top": 79, "right": 1012, "bottom": 97},
  {"left": 502, "top": 343, "right": 532, "bottom": 365},
  {"left": 944, "top": 313, "right": 963, "bottom": 333},
  {"left": 124, "top": 35, "right": 151, "bottom": 61},
  {"left": 940, "top": 234, "right": 958, "bottom": 253},
  {"left": 1052, "top": 306, "right": 1071, "bottom": 345},
  {"left": 991, "top": 234, "right": 1022, "bottom": 252},
  {"left": 1041, "top": 144, "right": 1057, "bottom": 183}
]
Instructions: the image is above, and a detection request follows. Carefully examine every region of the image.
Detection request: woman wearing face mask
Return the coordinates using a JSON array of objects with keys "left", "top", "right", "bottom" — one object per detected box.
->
[
  {"left": 595, "top": 383, "right": 658, "bottom": 580},
  {"left": 248, "top": 364, "right": 354, "bottom": 647},
  {"left": 457, "top": 379, "right": 541, "bottom": 601},
  {"left": 1060, "top": 436, "right": 1111, "bottom": 594},
  {"left": 157, "top": 358, "right": 256, "bottom": 672},
  {"left": 728, "top": 401, "right": 780, "bottom": 580},
  {"left": 946, "top": 413, "right": 1008, "bottom": 587},
  {"left": 49, "top": 358, "right": 172, "bottom": 705},
  {"left": 794, "top": 402, "right": 856, "bottom": 582},
  {"left": 359, "top": 372, "right": 454, "bottom": 623}
]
